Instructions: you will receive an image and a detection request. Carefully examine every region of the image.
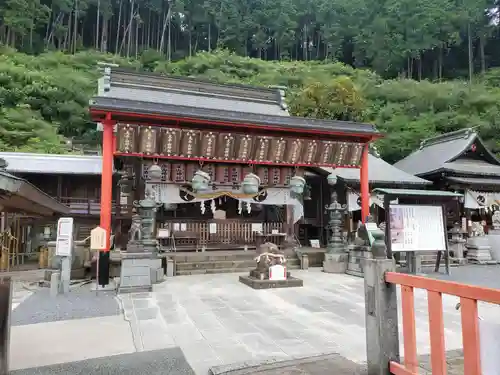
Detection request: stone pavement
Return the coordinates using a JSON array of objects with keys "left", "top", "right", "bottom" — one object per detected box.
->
[
  {"left": 9, "top": 283, "right": 193, "bottom": 374},
  {"left": 9, "top": 265, "right": 500, "bottom": 375},
  {"left": 121, "top": 268, "right": 500, "bottom": 374}
]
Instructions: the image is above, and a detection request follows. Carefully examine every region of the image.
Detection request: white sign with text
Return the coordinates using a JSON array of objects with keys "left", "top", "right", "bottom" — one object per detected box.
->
[{"left": 55, "top": 217, "right": 74, "bottom": 257}]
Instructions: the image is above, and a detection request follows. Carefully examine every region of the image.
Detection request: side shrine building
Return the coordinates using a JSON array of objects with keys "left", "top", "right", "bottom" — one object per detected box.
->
[
  {"left": 395, "top": 128, "right": 500, "bottom": 230},
  {"left": 89, "top": 68, "right": 381, "bottom": 273}
]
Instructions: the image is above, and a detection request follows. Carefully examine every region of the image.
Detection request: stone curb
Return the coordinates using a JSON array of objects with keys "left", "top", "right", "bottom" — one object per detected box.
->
[{"left": 208, "top": 352, "right": 360, "bottom": 375}]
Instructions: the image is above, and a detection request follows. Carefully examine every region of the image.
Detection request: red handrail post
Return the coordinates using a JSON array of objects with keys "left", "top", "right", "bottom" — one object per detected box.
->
[{"left": 364, "top": 258, "right": 400, "bottom": 375}]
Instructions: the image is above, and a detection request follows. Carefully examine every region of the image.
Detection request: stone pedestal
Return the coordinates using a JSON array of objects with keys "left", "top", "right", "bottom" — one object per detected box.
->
[
  {"left": 345, "top": 244, "right": 372, "bottom": 277},
  {"left": 466, "top": 236, "right": 495, "bottom": 264},
  {"left": 239, "top": 271, "right": 303, "bottom": 289},
  {"left": 449, "top": 239, "right": 467, "bottom": 265},
  {"left": 323, "top": 252, "right": 348, "bottom": 273},
  {"left": 239, "top": 242, "right": 303, "bottom": 289},
  {"left": 118, "top": 251, "right": 163, "bottom": 294},
  {"left": 487, "top": 230, "right": 500, "bottom": 262}
]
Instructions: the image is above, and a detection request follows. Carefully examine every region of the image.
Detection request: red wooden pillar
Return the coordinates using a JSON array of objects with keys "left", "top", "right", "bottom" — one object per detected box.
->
[
  {"left": 360, "top": 143, "right": 370, "bottom": 223},
  {"left": 99, "top": 113, "right": 114, "bottom": 286}
]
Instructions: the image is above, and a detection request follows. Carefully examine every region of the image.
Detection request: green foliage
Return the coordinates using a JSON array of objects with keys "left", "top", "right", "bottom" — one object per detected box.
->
[{"left": 2, "top": 48, "right": 500, "bottom": 163}]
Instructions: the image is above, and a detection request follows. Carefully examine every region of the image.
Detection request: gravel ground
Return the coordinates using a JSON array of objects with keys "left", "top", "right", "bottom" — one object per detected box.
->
[
  {"left": 10, "top": 348, "right": 195, "bottom": 375},
  {"left": 11, "top": 285, "right": 120, "bottom": 326}
]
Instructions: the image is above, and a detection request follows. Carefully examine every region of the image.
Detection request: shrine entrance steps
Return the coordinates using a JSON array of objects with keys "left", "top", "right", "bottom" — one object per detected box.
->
[{"left": 170, "top": 250, "right": 301, "bottom": 276}]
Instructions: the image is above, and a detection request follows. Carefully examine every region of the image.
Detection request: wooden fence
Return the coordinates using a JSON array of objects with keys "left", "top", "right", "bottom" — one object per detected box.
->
[{"left": 364, "top": 257, "right": 500, "bottom": 375}]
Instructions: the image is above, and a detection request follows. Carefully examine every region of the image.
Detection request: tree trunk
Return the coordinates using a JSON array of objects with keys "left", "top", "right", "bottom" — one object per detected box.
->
[
  {"left": 418, "top": 54, "right": 422, "bottom": 81},
  {"left": 208, "top": 22, "right": 211, "bottom": 52},
  {"left": 126, "top": 0, "right": 134, "bottom": 57},
  {"left": 73, "top": 0, "right": 78, "bottom": 53},
  {"left": 114, "top": 0, "right": 123, "bottom": 54},
  {"left": 95, "top": 0, "right": 100, "bottom": 49},
  {"left": 467, "top": 22, "right": 473, "bottom": 85},
  {"left": 438, "top": 45, "right": 443, "bottom": 81},
  {"left": 146, "top": 9, "right": 151, "bottom": 48},
  {"left": 101, "top": 17, "right": 108, "bottom": 52},
  {"left": 135, "top": 16, "right": 139, "bottom": 58},
  {"left": 479, "top": 33, "right": 486, "bottom": 73},
  {"left": 159, "top": 4, "right": 172, "bottom": 55},
  {"left": 167, "top": 16, "right": 171, "bottom": 60}
]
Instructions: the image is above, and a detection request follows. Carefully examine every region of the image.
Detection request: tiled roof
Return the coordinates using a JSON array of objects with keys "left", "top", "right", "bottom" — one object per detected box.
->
[
  {"left": 90, "top": 69, "right": 381, "bottom": 138},
  {"left": 394, "top": 128, "right": 500, "bottom": 176},
  {"left": 372, "top": 188, "right": 463, "bottom": 198},
  {"left": 443, "top": 159, "right": 500, "bottom": 176},
  {"left": 447, "top": 176, "right": 500, "bottom": 186},
  {"left": 320, "top": 154, "right": 430, "bottom": 185},
  {"left": 103, "top": 70, "right": 289, "bottom": 117},
  {"left": 0, "top": 169, "right": 69, "bottom": 214},
  {"left": 0, "top": 153, "right": 105, "bottom": 175}
]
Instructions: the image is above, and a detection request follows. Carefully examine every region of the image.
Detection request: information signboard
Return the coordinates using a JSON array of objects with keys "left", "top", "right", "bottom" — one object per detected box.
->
[
  {"left": 55, "top": 217, "right": 74, "bottom": 257},
  {"left": 90, "top": 227, "right": 107, "bottom": 251},
  {"left": 389, "top": 205, "right": 446, "bottom": 252}
]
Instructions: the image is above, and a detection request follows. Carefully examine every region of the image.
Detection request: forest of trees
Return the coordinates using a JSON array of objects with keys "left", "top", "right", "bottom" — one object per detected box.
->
[
  {"left": 3, "top": 0, "right": 500, "bottom": 162},
  {"left": 1, "top": 0, "right": 500, "bottom": 79},
  {"left": 3, "top": 46, "right": 500, "bottom": 163}
]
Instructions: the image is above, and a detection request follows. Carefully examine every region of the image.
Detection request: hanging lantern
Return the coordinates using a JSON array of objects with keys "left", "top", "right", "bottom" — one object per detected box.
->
[
  {"left": 290, "top": 176, "right": 306, "bottom": 195},
  {"left": 327, "top": 173, "right": 338, "bottom": 186},
  {"left": 242, "top": 173, "right": 261, "bottom": 195},
  {"left": 191, "top": 170, "right": 211, "bottom": 192},
  {"left": 148, "top": 164, "right": 163, "bottom": 181}
]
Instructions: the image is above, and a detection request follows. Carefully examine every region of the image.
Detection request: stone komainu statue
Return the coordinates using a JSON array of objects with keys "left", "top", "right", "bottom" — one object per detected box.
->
[
  {"left": 255, "top": 242, "right": 286, "bottom": 273},
  {"left": 128, "top": 214, "right": 142, "bottom": 243}
]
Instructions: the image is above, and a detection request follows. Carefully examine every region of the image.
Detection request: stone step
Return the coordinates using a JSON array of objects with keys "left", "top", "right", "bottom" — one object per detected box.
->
[
  {"left": 176, "top": 258, "right": 301, "bottom": 271},
  {"left": 176, "top": 264, "right": 301, "bottom": 276},
  {"left": 176, "top": 260, "right": 258, "bottom": 270}
]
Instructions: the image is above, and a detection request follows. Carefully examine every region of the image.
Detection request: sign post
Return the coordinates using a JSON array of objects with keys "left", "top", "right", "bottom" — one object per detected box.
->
[
  {"left": 55, "top": 217, "right": 74, "bottom": 294},
  {"left": 90, "top": 227, "right": 107, "bottom": 292}
]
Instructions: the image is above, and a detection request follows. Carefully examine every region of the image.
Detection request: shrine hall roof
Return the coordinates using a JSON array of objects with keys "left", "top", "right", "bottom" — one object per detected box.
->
[
  {"left": 99, "top": 69, "right": 290, "bottom": 117},
  {"left": 90, "top": 69, "right": 380, "bottom": 138},
  {"left": 0, "top": 153, "right": 107, "bottom": 175},
  {"left": 394, "top": 128, "right": 500, "bottom": 177},
  {"left": 320, "top": 154, "right": 431, "bottom": 185}
]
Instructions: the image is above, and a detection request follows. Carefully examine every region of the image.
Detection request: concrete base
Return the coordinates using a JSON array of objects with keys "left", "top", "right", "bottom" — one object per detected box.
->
[
  {"left": 91, "top": 279, "right": 117, "bottom": 291},
  {"left": 118, "top": 252, "right": 163, "bottom": 294},
  {"left": 487, "top": 232, "right": 500, "bottom": 261},
  {"left": 346, "top": 245, "right": 372, "bottom": 277},
  {"left": 239, "top": 275, "right": 303, "bottom": 289},
  {"left": 466, "top": 236, "right": 493, "bottom": 263},
  {"left": 44, "top": 268, "right": 85, "bottom": 282},
  {"left": 323, "top": 253, "right": 348, "bottom": 274}
]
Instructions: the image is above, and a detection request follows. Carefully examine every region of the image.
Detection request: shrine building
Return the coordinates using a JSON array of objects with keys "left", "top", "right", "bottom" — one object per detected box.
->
[
  {"left": 88, "top": 68, "right": 381, "bottom": 263},
  {"left": 395, "top": 128, "right": 500, "bottom": 230}
]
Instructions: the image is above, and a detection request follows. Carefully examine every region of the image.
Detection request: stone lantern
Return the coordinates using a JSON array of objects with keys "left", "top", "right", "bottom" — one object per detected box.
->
[
  {"left": 191, "top": 170, "right": 211, "bottom": 192},
  {"left": 242, "top": 173, "right": 261, "bottom": 195},
  {"left": 323, "top": 172, "right": 348, "bottom": 273}
]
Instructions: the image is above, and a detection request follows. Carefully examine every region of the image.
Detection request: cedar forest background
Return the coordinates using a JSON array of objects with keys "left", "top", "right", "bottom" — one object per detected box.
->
[{"left": 2, "top": 0, "right": 500, "bottom": 162}]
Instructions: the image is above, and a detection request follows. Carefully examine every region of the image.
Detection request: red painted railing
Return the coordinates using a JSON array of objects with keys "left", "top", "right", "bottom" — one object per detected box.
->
[{"left": 385, "top": 272, "right": 500, "bottom": 375}]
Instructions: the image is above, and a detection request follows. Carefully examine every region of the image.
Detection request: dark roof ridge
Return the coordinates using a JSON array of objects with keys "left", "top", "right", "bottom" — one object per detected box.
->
[{"left": 419, "top": 128, "right": 475, "bottom": 149}]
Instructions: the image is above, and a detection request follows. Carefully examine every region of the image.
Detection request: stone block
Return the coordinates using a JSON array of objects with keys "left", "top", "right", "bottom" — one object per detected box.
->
[
  {"left": 166, "top": 258, "right": 175, "bottom": 277},
  {"left": 323, "top": 252, "right": 348, "bottom": 274},
  {"left": 118, "top": 262, "right": 152, "bottom": 294},
  {"left": 151, "top": 267, "right": 164, "bottom": 283},
  {"left": 239, "top": 275, "right": 303, "bottom": 289},
  {"left": 301, "top": 254, "right": 309, "bottom": 270}
]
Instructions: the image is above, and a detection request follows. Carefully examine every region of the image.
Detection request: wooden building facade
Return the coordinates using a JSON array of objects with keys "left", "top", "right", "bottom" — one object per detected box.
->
[{"left": 89, "top": 69, "right": 381, "bottom": 261}]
